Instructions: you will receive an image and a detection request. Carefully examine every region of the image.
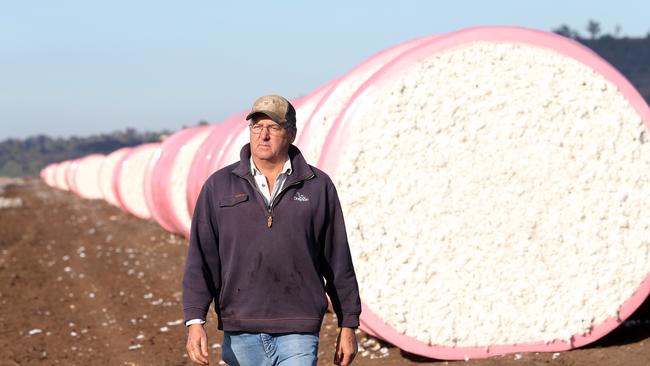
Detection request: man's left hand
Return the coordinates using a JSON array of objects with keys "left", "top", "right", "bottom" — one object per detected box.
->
[{"left": 334, "top": 327, "right": 358, "bottom": 365}]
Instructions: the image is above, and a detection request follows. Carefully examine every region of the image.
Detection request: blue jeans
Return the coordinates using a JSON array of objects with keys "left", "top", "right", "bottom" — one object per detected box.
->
[{"left": 222, "top": 331, "right": 319, "bottom": 366}]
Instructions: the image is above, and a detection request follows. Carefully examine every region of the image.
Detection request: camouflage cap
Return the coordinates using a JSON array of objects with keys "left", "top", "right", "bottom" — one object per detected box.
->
[{"left": 245, "top": 95, "right": 297, "bottom": 129}]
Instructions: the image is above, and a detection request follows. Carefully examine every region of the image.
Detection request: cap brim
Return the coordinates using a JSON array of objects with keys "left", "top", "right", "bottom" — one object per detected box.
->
[{"left": 246, "top": 111, "right": 285, "bottom": 124}]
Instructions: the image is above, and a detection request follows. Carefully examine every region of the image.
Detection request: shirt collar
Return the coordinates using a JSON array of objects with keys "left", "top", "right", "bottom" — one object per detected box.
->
[{"left": 250, "top": 155, "right": 293, "bottom": 177}]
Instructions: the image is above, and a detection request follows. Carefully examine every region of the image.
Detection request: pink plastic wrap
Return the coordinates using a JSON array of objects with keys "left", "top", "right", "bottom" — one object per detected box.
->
[
  {"left": 54, "top": 160, "right": 72, "bottom": 191},
  {"left": 215, "top": 123, "right": 249, "bottom": 170},
  {"left": 113, "top": 143, "right": 159, "bottom": 220},
  {"left": 99, "top": 147, "right": 132, "bottom": 208},
  {"left": 186, "top": 112, "right": 246, "bottom": 226},
  {"left": 66, "top": 160, "right": 80, "bottom": 194},
  {"left": 73, "top": 154, "right": 106, "bottom": 200},
  {"left": 145, "top": 125, "right": 212, "bottom": 235},
  {"left": 43, "top": 164, "right": 58, "bottom": 187}
]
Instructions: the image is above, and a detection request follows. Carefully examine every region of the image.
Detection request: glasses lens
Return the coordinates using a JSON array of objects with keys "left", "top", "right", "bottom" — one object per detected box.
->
[{"left": 250, "top": 123, "right": 285, "bottom": 135}]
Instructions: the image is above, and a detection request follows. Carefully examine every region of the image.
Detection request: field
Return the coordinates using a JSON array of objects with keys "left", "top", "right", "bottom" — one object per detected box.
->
[{"left": 1, "top": 177, "right": 649, "bottom": 365}]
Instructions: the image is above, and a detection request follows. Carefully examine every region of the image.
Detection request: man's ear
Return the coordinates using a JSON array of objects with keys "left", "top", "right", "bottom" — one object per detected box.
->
[{"left": 289, "top": 128, "right": 297, "bottom": 143}]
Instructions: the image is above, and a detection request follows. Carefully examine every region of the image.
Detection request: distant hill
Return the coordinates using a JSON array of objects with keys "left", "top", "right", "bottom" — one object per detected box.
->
[{"left": 1, "top": 34, "right": 649, "bottom": 177}]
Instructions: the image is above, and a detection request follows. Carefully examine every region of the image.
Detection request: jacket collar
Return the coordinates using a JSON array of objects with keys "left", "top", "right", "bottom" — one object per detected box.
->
[{"left": 233, "top": 143, "right": 315, "bottom": 186}]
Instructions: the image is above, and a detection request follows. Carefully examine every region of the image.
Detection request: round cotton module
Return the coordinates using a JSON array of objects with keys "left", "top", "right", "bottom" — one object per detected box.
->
[
  {"left": 99, "top": 147, "right": 132, "bottom": 208},
  {"left": 113, "top": 143, "right": 159, "bottom": 220},
  {"left": 44, "top": 164, "right": 58, "bottom": 187},
  {"left": 146, "top": 125, "right": 212, "bottom": 237},
  {"left": 186, "top": 123, "right": 229, "bottom": 217},
  {"left": 206, "top": 113, "right": 250, "bottom": 176},
  {"left": 297, "top": 34, "right": 440, "bottom": 165},
  {"left": 66, "top": 160, "right": 80, "bottom": 194},
  {"left": 294, "top": 79, "right": 338, "bottom": 144},
  {"left": 186, "top": 113, "right": 246, "bottom": 220},
  {"left": 50, "top": 164, "right": 60, "bottom": 188},
  {"left": 73, "top": 154, "right": 106, "bottom": 200},
  {"left": 45, "top": 163, "right": 57, "bottom": 188},
  {"left": 217, "top": 123, "right": 248, "bottom": 168},
  {"left": 54, "top": 161, "right": 72, "bottom": 191},
  {"left": 146, "top": 128, "right": 198, "bottom": 233},
  {"left": 319, "top": 27, "right": 650, "bottom": 359}
]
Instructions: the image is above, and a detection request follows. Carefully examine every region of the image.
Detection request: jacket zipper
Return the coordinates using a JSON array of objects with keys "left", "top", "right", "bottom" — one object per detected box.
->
[
  {"left": 241, "top": 177, "right": 272, "bottom": 226},
  {"left": 242, "top": 172, "right": 315, "bottom": 229},
  {"left": 266, "top": 173, "right": 315, "bottom": 228}
]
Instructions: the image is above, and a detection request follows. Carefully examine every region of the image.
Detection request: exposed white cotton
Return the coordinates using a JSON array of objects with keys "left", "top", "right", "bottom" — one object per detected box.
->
[{"left": 332, "top": 42, "right": 650, "bottom": 347}]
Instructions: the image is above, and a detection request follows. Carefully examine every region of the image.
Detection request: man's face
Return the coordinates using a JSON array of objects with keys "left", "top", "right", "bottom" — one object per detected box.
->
[{"left": 249, "top": 114, "right": 296, "bottom": 163}]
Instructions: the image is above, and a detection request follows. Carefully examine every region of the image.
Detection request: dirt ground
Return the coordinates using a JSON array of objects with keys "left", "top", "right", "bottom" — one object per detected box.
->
[{"left": 1, "top": 177, "right": 650, "bottom": 366}]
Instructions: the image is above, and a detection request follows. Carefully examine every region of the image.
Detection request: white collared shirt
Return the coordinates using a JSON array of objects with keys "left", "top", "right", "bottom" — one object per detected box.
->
[{"left": 250, "top": 155, "right": 293, "bottom": 207}]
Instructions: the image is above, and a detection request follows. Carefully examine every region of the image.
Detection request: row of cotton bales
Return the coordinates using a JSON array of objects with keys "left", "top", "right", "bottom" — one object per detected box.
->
[{"left": 40, "top": 26, "right": 650, "bottom": 360}]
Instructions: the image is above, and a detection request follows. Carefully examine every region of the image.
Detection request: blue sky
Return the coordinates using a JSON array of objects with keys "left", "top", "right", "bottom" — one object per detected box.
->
[{"left": 1, "top": 1, "right": 648, "bottom": 140}]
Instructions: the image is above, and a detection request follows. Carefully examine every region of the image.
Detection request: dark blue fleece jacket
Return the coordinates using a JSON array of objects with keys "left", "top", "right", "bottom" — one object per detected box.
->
[{"left": 182, "top": 143, "right": 361, "bottom": 333}]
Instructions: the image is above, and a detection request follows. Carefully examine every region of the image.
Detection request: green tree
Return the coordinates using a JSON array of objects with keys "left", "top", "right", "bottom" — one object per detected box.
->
[
  {"left": 553, "top": 24, "right": 580, "bottom": 39},
  {"left": 587, "top": 20, "right": 601, "bottom": 39}
]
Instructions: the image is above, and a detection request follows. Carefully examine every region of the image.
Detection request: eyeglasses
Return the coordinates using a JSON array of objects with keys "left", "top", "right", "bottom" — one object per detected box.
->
[{"left": 249, "top": 122, "right": 288, "bottom": 136}]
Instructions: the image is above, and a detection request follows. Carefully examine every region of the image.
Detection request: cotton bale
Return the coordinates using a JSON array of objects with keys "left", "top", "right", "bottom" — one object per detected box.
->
[
  {"left": 51, "top": 163, "right": 62, "bottom": 189},
  {"left": 205, "top": 113, "right": 250, "bottom": 177},
  {"left": 54, "top": 160, "right": 72, "bottom": 191},
  {"left": 99, "top": 147, "right": 133, "bottom": 208},
  {"left": 297, "top": 34, "right": 440, "bottom": 164},
  {"left": 45, "top": 164, "right": 56, "bottom": 187},
  {"left": 113, "top": 143, "right": 159, "bottom": 220},
  {"left": 319, "top": 26, "right": 650, "bottom": 359},
  {"left": 216, "top": 123, "right": 249, "bottom": 169},
  {"left": 293, "top": 79, "right": 339, "bottom": 144},
  {"left": 41, "top": 166, "right": 53, "bottom": 187},
  {"left": 43, "top": 164, "right": 58, "bottom": 187},
  {"left": 72, "top": 154, "right": 106, "bottom": 200},
  {"left": 145, "top": 125, "right": 212, "bottom": 237},
  {"left": 186, "top": 112, "right": 247, "bottom": 221},
  {"left": 65, "top": 160, "right": 80, "bottom": 194},
  {"left": 186, "top": 123, "right": 232, "bottom": 219}
]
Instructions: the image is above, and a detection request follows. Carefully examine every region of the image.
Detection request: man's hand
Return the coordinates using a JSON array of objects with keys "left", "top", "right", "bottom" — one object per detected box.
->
[
  {"left": 334, "top": 327, "right": 358, "bottom": 366},
  {"left": 186, "top": 324, "right": 209, "bottom": 365}
]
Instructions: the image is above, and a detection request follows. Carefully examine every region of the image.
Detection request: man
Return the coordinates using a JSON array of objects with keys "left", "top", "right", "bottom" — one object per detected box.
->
[{"left": 182, "top": 94, "right": 361, "bottom": 366}]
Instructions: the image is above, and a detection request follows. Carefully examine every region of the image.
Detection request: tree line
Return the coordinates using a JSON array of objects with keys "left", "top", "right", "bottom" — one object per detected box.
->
[
  {"left": 0, "top": 128, "right": 170, "bottom": 177},
  {"left": 553, "top": 20, "right": 650, "bottom": 40}
]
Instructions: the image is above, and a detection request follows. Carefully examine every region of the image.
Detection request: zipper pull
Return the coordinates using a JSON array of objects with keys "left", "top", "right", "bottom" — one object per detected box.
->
[{"left": 267, "top": 208, "right": 273, "bottom": 228}]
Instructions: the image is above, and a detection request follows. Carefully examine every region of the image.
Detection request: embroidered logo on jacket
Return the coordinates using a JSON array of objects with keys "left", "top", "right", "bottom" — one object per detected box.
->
[{"left": 293, "top": 192, "right": 309, "bottom": 202}]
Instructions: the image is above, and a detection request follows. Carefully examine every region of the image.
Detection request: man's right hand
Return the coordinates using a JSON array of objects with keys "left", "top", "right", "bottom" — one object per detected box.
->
[{"left": 186, "top": 324, "right": 209, "bottom": 365}]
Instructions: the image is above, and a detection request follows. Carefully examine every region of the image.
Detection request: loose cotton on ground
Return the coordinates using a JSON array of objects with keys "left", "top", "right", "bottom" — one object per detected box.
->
[{"left": 332, "top": 42, "right": 650, "bottom": 347}]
